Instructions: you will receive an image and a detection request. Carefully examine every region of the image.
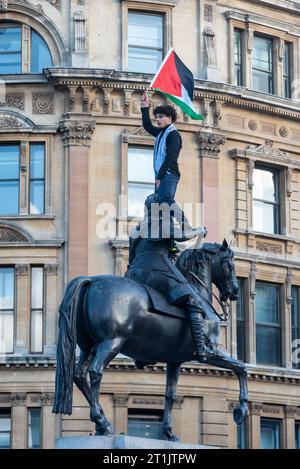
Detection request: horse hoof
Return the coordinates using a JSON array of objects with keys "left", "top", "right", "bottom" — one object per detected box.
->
[
  {"left": 95, "top": 422, "right": 114, "bottom": 436},
  {"left": 233, "top": 403, "right": 248, "bottom": 425},
  {"left": 163, "top": 428, "right": 179, "bottom": 442}
]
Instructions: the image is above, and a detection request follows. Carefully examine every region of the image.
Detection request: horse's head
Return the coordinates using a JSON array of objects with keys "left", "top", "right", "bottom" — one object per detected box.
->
[{"left": 211, "top": 239, "right": 239, "bottom": 302}]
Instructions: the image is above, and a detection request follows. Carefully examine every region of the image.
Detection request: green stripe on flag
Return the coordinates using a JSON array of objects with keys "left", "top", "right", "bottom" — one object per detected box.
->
[{"left": 157, "top": 91, "right": 204, "bottom": 120}]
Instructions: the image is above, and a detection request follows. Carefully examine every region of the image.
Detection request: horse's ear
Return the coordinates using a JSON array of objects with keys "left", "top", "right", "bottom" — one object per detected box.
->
[{"left": 221, "top": 239, "right": 229, "bottom": 251}]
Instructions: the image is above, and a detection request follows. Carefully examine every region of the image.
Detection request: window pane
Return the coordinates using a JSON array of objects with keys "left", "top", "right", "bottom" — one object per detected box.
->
[
  {"left": 253, "top": 201, "right": 277, "bottom": 234},
  {"left": 30, "top": 144, "right": 45, "bottom": 179},
  {"left": 0, "top": 53, "right": 21, "bottom": 74},
  {"left": 296, "top": 423, "right": 300, "bottom": 449},
  {"left": 253, "top": 168, "right": 277, "bottom": 202},
  {"left": 252, "top": 70, "right": 272, "bottom": 93},
  {"left": 253, "top": 36, "right": 272, "bottom": 72},
  {"left": 0, "top": 411, "right": 11, "bottom": 449},
  {"left": 261, "top": 419, "right": 280, "bottom": 449},
  {"left": 128, "top": 183, "right": 155, "bottom": 218},
  {"left": 128, "top": 147, "right": 154, "bottom": 183},
  {"left": 0, "top": 27, "right": 21, "bottom": 52},
  {"left": 0, "top": 182, "right": 19, "bottom": 215},
  {"left": 30, "top": 181, "right": 44, "bottom": 214},
  {"left": 128, "top": 13, "right": 163, "bottom": 49},
  {"left": 256, "top": 325, "right": 281, "bottom": 365},
  {"left": 128, "top": 418, "right": 163, "bottom": 439},
  {"left": 0, "top": 268, "right": 14, "bottom": 309},
  {"left": 31, "top": 31, "right": 52, "bottom": 73},
  {"left": 30, "top": 310, "right": 43, "bottom": 353},
  {"left": 31, "top": 268, "right": 43, "bottom": 309},
  {"left": 0, "top": 145, "right": 19, "bottom": 179},
  {"left": 28, "top": 409, "right": 41, "bottom": 448},
  {"left": 234, "top": 30, "right": 242, "bottom": 86},
  {"left": 128, "top": 46, "right": 162, "bottom": 74},
  {"left": 0, "top": 312, "right": 14, "bottom": 353},
  {"left": 256, "top": 283, "right": 279, "bottom": 324}
]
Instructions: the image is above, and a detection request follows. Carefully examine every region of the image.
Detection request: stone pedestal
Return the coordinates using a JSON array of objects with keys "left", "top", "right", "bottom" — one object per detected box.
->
[{"left": 55, "top": 434, "right": 217, "bottom": 449}]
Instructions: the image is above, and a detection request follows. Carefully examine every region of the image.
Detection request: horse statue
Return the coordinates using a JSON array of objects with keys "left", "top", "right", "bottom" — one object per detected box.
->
[{"left": 53, "top": 239, "right": 248, "bottom": 441}]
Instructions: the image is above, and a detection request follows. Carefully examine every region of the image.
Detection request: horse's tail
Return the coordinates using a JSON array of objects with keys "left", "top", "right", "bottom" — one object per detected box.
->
[{"left": 52, "top": 276, "right": 92, "bottom": 415}]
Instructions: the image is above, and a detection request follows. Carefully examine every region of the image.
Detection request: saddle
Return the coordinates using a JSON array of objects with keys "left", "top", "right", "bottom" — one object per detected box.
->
[{"left": 142, "top": 284, "right": 187, "bottom": 320}]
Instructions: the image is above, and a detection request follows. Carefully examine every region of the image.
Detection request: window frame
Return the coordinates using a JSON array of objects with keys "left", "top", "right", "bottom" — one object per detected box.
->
[
  {"left": 252, "top": 164, "right": 281, "bottom": 235},
  {"left": 27, "top": 407, "right": 42, "bottom": 449},
  {"left": 283, "top": 41, "right": 292, "bottom": 99},
  {"left": 227, "top": 13, "right": 297, "bottom": 98},
  {"left": 0, "top": 266, "right": 15, "bottom": 355},
  {"left": 0, "top": 143, "right": 20, "bottom": 216},
  {"left": 121, "top": 1, "right": 174, "bottom": 72},
  {"left": 260, "top": 417, "right": 281, "bottom": 449},
  {"left": 252, "top": 34, "right": 274, "bottom": 94},
  {"left": 255, "top": 281, "right": 282, "bottom": 367},
  {"left": 0, "top": 138, "right": 52, "bottom": 218},
  {"left": 29, "top": 266, "right": 45, "bottom": 354},
  {"left": 0, "top": 409, "right": 11, "bottom": 449},
  {"left": 0, "top": 22, "right": 52, "bottom": 74}
]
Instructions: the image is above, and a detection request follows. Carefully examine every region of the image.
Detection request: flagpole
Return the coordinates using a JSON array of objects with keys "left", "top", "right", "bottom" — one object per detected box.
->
[{"left": 149, "top": 47, "right": 174, "bottom": 89}]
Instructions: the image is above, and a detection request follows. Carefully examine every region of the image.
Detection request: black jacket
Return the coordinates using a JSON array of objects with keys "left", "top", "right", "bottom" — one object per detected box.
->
[{"left": 141, "top": 107, "right": 182, "bottom": 180}]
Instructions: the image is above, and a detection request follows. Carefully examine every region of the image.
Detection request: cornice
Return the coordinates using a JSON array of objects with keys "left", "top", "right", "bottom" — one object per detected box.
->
[
  {"left": 45, "top": 69, "right": 300, "bottom": 122},
  {"left": 224, "top": 9, "right": 300, "bottom": 35}
]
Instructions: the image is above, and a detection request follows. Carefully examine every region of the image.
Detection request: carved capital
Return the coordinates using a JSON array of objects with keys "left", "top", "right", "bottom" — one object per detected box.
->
[
  {"left": 58, "top": 119, "right": 95, "bottom": 146},
  {"left": 284, "top": 405, "right": 297, "bottom": 418},
  {"left": 197, "top": 131, "right": 226, "bottom": 158},
  {"left": 44, "top": 264, "right": 58, "bottom": 275},
  {"left": 249, "top": 402, "right": 262, "bottom": 415},
  {"left": 0, "top": 0, "right": 7, "bottom": 12},
  {"left": 15, "top": 264, "right": 30, "bottom": 276},
  {"left": 228, "top": 400, "right": 239, "bottom": 412},
  {"left": 173, "top": 396, "right": 184, "bottom": 409},
  {"left": 11, "top": 393, "right": 27, "bottom": 406},
  {"left": 41, "top": 392, "right": 55, "bottom": 405},
  {"left": 113, "top": 394, "right": 129, "bottom": 407}
]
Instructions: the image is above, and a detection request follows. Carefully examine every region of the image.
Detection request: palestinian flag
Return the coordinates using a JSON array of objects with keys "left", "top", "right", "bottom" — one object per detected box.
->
[{"left": 150, "top": 48, "right": 203, "bottom": 120}]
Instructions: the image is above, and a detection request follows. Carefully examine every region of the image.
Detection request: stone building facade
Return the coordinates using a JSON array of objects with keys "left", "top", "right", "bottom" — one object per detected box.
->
[{"left": 0, "top": 0, "right": 300, "bottom": 449}]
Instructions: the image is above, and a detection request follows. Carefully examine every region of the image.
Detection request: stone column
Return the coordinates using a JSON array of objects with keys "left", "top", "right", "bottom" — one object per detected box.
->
[
  {"left": 44, "top": 265, "right": 58, "bottom": 355},
  {"left": 197, "top": 132, "right": 226, "bottom": 242},
  {"left": 11, "top": 393, "right": 27, "bottom": 448},
  {"left": 113, "top": 394, "right": 129, "bottom": 434},
  {"left": 41, "top": 393, "right": 56, "bottom": 449},
  {"left": 15, "top": 265, "right": 30, "bottom": 355},
  {"left": 249, "top": 402, "right": 262, "bottom": 449},
  {"left": 58, "top": 115, "right": 95, "bottom": 279},
  {"left": 284, "top": 405, "right": 297, "bottom": 449}
]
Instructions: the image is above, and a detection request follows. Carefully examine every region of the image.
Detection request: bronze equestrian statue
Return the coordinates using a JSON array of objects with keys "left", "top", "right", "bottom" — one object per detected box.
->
[{"left": 53, "top": 197, "right": 248, "bottom": 441}]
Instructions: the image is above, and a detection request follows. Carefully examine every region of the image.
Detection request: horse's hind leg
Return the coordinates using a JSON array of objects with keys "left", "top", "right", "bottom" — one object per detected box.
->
[
  {"left": 74, "top": 350, "right": 94, "bottom": 406},
  {"left": 89, "top": 338, "right": 124, "bottom": 435},
  {"left": 163, "top": 362, "right": 181, "bottom": 441}
]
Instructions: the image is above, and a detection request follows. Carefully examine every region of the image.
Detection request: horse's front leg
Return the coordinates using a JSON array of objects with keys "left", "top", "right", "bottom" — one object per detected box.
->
[
  {"left": 89, "top": 338, "right": 124, "bottom": 435},
  {"left": 163, "top": 362, "right": 182, "bottom": 441},
  {"left": 203, "top": 350, "right": 248, "bottom": 425}
]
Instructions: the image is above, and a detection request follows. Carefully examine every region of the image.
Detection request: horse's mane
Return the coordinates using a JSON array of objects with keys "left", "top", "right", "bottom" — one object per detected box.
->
[{"left": 176, "top": 242, "right": 223, "bottom": 275}]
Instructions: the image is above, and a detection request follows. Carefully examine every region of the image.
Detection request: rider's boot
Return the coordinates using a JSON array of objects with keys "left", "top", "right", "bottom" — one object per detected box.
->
[{"left": 186, "top": 301, "right": 208, "bottom": 361}]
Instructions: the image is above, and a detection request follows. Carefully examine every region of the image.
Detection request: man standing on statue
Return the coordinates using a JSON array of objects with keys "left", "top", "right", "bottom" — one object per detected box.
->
[{"left": 140, "top": 92, "right": 195, "bottom": 238}]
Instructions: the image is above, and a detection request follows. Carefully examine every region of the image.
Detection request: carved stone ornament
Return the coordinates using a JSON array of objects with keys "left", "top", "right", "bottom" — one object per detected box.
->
[
  {"left": 204, "top": 4, "right": 213, "bottom": 22},
  {"left": 0, "top": 228, "right": 28, "bottom": 243},
  {"left": 45, "top": 0, "right": 61, "bottom": 10},
  {"left": 279, "top": 127, "right": 288, "bottom": 138},
  {"left": 45, "top": 264, "right": 58, "bottom": 275},
  {"left": 12, "top": 0, "right": 44, "bottom": 13},
  {"left": 249, "top": 402, "right": 263, "bottom": 415},
  {"left": 122, "top": 126, "right": 151, "bottom": 142},
  {"left": 32, "top": 93, "right": 54, "bottom": 114},
  {"left": 256, "top": 241, "right": 282, "bottom": 254},
  {"left": 0, "top": 115, "right": 23, "bottom": 128},
  {"left": 41, "top": 392, "right": 55, "bottom": 405},
  {"left": 15, "top": 264, "right": 30, "bottom": 276},
  {"left": 197, "top": 131, "right": 226, "bottom": 158},
  {"left": 248, "top": 120, "right": 257, "bottom": 131},
  {"left": 0, "top": 0, "right": 7, "bottom": 12},
  {"left": 284, "top": 405, "right": 297, "bottom": 418},
  {"left": 58, "top": 119, "right": 96, "bottom": 146},
  {"left": 246, "top": 139, "right": 287, "bottom": 158},
  {"left": 132, "top": 398, "right": 164, "bottom": 406},
  {"left": 11, "top": 393, "right": 27, "bottom": 406},
  {"left": 0, "top": 93, "right": 25, "bottom": 110},
  {"left": 113, "top": 394, "right": 129, "bottom": 407}
]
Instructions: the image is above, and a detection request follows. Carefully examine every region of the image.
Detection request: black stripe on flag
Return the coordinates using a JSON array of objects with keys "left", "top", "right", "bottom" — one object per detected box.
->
[{"left": 174, "top": 52, "right": 194, "bottom": 101}]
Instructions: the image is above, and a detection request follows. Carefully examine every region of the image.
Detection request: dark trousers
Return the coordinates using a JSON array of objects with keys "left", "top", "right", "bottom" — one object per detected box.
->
[{"left": 156, "top": 172, "right": 179, "bottom": 205}]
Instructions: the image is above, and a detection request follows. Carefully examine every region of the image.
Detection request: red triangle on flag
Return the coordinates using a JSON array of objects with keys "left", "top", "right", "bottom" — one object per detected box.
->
[{"left": 151, "top": 50, "right": 182, "bottom": 98}]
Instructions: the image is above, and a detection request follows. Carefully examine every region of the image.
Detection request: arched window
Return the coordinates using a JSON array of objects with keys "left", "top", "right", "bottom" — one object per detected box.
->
[{"left": 0, "top": 23, "right": 52, "bottom": 74}]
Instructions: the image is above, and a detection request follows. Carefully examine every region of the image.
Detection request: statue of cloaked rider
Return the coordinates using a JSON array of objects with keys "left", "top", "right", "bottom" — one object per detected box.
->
[{"left": 125, "top": 193, "right": 209, "bottom": 360}]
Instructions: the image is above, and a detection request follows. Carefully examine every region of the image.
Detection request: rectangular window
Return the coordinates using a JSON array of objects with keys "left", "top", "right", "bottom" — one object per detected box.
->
[
  {"left": 283, "top": 42, "right": 291, "bottom": 99},
  {"left": 29, "top": 143, "right": 45, "bottom": 214},
  {"left": 128, "top": 12, "right": 163, "bottom": 73},
  {"left": 127, "top": 410, "right": 163, "bottom": 440},
  {"left": 0, "top": 267, "right": 14, "bottom": 354},
  {"left": 256, "top": 282, "right": 281, "bottom": 366},
  {"left": 0, "top": 26, "right": 21, "bottom": 74},
  {"left": 0, "top": 409, "right": 11, "bottom": 448},
  {"left": 30, "top": 267, "right": 44, "bottom": 353},
  {"left": 128, "top": 146, "right": 155, "bottom": 218},
  {"left": 234, "top": 29, "right": 242, "bottom": 86},
  {"left": 260, "top": 418, "right": 281, "bottom": 449},
  {"left": 296, "top": 422, "right": 300, "bottom": 449},
  {"left": 0, "top": 144, "right": 20, "bottom": 215},
  {"left": 28, "top": 408, "right": 41, "bottom": 448},
  {"left": 252, "top": 35, "right": 273, "bottom": 94},
  {"left": 236, "top": 278, "right": 246, "bottom": 362},
  {"left": 252, "top": 166, "right": 280, "bottom": 234},
  {"left": 291, "top": 286, "right": 300, "bottom": 370}
]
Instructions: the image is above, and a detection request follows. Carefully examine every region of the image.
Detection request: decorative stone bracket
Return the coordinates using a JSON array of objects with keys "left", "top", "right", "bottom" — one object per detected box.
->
[
  {"left": 58, "top": 118, "right": 96, "bottom": 146},
  {"left": 197, "top": 131, "right": 226, "bottom": 158}
]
